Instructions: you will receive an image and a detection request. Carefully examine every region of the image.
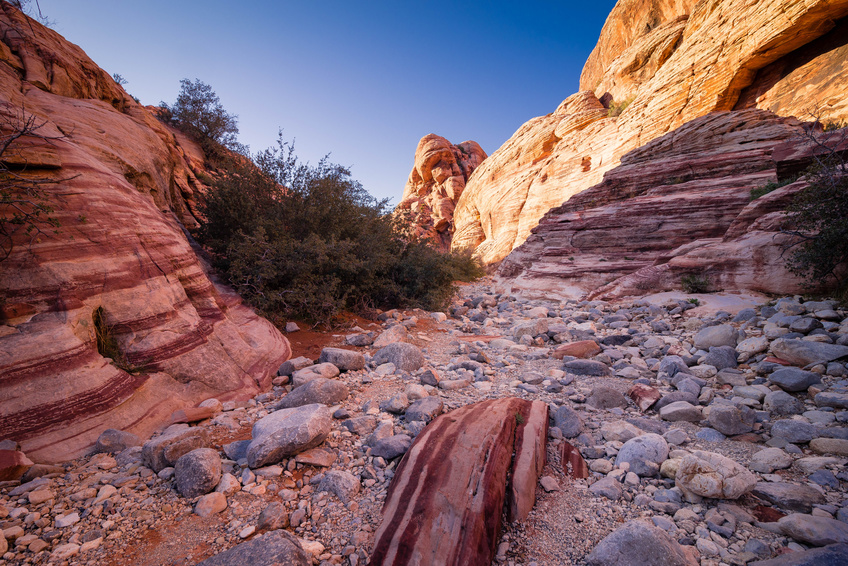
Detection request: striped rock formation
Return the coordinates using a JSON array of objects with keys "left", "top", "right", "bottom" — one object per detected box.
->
[
  {"left": 497, "top": 110, "right": 838, "bottom": 300},
  {"left": 451, "top": 0, "right": 848, "bottom": 265},
  {"left": 395, "top": 134, "right": 486, "bottom": 251},
  {"left": 0, "top": 5, "right": 289, "bottom": 462},
  {"left": 370, "top": 398, "right": 548, "bottom": 566}
]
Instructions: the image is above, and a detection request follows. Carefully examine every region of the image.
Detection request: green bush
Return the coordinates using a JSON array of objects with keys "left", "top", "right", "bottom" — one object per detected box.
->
[
  {"left": 750, "top": 175, "right": 798, "bottom": 200},
  {"left": 160, "top": 79, "right": 241, "bottom": 153},
  {"left": 681, "top": 274, "right": 710, "bottom": 294},
  {"left": 198, "top": 136, "right": 482, "bottom": 325},
  {"left": 608, "top": 97, "right": 634, "bottom": 117},
  {"left": 783, "top": 127, "right": 848, "bottom": 292}
]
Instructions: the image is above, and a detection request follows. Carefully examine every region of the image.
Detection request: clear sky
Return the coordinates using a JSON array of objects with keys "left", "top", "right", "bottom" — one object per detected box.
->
[{"left": 37, "top": 1, "right": 617, "bottom": 204}]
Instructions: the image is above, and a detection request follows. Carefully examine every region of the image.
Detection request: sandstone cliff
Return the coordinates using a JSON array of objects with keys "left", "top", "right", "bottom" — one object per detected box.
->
[
  {"left": 395, "top": 134, "right": 486, "bottom": 250},
  {"left": 0, "top": 4, "right": 290, "bottom": 462},
  {"left": 452, "top": 0, "right": 848, "bottom": 265},
  {"left": 497, "top": 110, "right": 829, "bottom": 299}
]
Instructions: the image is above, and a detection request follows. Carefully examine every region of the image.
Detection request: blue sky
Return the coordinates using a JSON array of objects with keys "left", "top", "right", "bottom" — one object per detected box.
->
[{"left": 37, "top": 1, "right": 617, "bottom": 203}]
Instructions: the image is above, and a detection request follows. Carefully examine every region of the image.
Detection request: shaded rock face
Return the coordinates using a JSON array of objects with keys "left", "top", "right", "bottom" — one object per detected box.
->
[
  {"left": 0, "top": 6, "right": 290, "bottom": 462},
  {"left": 395, "top": 134, "right": 487, "bottom": 251},
  {"left": 498, "top": 110, "right": 833, "bottom": 299},
  {"left": 451, "top": 0, "right": 848, "bottom": 265}
]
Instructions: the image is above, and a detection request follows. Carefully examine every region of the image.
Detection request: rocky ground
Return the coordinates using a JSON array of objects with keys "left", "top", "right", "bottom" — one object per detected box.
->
[{"left": 2, "top": 278, "right": 848, "bottom": 565}]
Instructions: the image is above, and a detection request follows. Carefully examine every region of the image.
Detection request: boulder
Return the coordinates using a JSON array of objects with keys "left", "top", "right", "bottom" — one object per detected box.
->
[
  {"left": 703, "top": 346, "right": 738, "bottom": 370},
  {"left": 748, "top": 543, "right": 848, "bottom": 565},
  {"left": 405, "top": 397, "right": 444, "bottom": 423},
  {"left": 170, "top": 406, "right": 218, "bottom": 424},
  {"left": 370, "top": 398, "right": 547, "bottom": 566},
  {"left": 736, "top": 336, "right": 769, "bottom": 356},
  {"left": 601, "top": 421, "right": 643, "bottom": 443},
  {"left": 627, "top": 383, "right": 662, "bottom": 411},
  {"left": 291, "top": 363, "right": 340, "bottom": 388},
  {"left": 317, "top": 470, "right": 360, "bottom": 505},
  {"left": 676, "top": 450, "right": 756, "bottom": 500},
  {"left": 749, "top": 447, "right": 792, "bottom": 473},
  {"left": 174, "top": 448, "right": 222, "bottom": 498},
  {"left": 141, "top": 424, "right": 209, "bottom": 473},
  {"left": 92, "top": 429, "right": 141, "bottom": 454},
  {"left": 654, "top": 391, "right": 699, "bottom": 411},
  {"left": 247, "top": 404, "right": 332, "bottom": 468},
  {"left": 810, "top": 438, "right": 848, "bottom": 456},
  {"left": 370, "top": 435, "right": 412, "bottom": 460},
  {"left": 380, "top": 393, "right": 410, "bottom": 414},
  {"left": 589, "top": 476, "right": 623, "bottom": 500},
  {"left": 752, "top": 482, "right": 825, "bottom": 513},
  {"left": 197, "top": 529, "right": 310, "bottom": 566},
  {"left": 814, "top": 392, "right": 848, "bottom": 410},
  {"left": 694, "top": 325, "right": 738, "bottom": 350},
  {"left": 194, "top": 492, "right": 227, "bottom": 518},
  {"left": 0, "top": 449, "right": 33, "bottom": 481},
  {"left": 615, "top": 433, "right": 668, "bottom": 476},
  {"left": 586, "top": 520, "right": 697, "bottom": 566},
  {"left": 275, "top": 378, "right": 349, "bottom": 410},
  {"left": 278, "top": 356, "right": 313, "bottom": 377},
  {"left": 763, "top": 390, "right": 803, "bottom": 416},
  {"left": 768, "top": 368, "right": 822, "bottom": 392},
  {"left": 770, "top": 419, "right": 816, "bottom": 444},
  {"left": 659, "top": 401, "right": 701, "bottom": 423},
  {"left": 318, "top": 348, "right": 365, "bottom": 371},
  {"left": 770, "top": 339, "right": 848, "bottom": 366},
  {"left": 552, "top": 405, "right": 583, "bottom": 438},
  {"left": 776, "top": 514, "right": 848, "bottom": 546},
  {"left": 372, "top": 342, "right": 425, "bottom": 372},
  {"left": 565, "top": 360, "right": 612, "bottom": 377},
  {"left": 257, "top": 502, "right": 290, "bottom": 531},
  {"left": 587, "top": 386, "right": 627, "bottom": 409},
  {"left": 553, "top": 340, "right": 601, "bottom": 359},
  {"left": 372, "top": 325, "right": 408, "bottom": 348},
  {"left": 707, "top": 404, "right": 755, "bottom": 436}
]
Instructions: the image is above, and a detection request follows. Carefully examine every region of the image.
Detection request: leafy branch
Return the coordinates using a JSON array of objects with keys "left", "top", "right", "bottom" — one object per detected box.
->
[{"left": 0, "top": 104, "right": 76, "bottom": 261}]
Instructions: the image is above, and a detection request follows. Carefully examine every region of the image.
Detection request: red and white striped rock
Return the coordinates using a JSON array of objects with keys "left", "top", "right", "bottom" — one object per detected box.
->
[
  {"left": 0, "top": 6, "right": 289, "bottom": 462},
  {"left": 370, "top": 398, "right": 547, "bottom": 566}
]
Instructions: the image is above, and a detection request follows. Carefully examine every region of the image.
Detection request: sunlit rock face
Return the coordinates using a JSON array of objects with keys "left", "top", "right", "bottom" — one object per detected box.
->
[
  {"left": 452, "top": 0, "right": 848, "bottom": 266},
  {"left": 395, "top": 134, "right": 486, "bottom": 251},
  {"left": 496, "top": 109, "right": 830, "bottom": 300},
  {"left": 0, "top": 5, "right": 290, "bottom": 463}
]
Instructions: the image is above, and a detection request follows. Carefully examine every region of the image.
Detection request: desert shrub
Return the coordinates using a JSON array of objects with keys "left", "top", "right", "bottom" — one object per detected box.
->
[
  {"left": 199, "top": 136, "right": 482, "bottom": 325},
  {"left": 93, "top": 306, "right": 147, "bottom": 373},
  {"left": 160, "top": 79, "right": 240, "bottom": 152},
  {"left": 0, "top": 105, "right": 73, "bottom": 261},
  {"left": 681, "top": 274, "right": 710, "bottom": 294},
  {"left": 750, "top": 175, "right": 798, "bottom": 200},
  {"left": 608, "top": 97, "right": 634, "bottom": 117},
  {"left": 783, "top": 126, "right": 848, "bottom": 292}
]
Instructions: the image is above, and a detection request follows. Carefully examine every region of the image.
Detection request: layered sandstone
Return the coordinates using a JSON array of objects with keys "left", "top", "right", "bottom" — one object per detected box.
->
[
  {"left": 0, "top": 5, "right": 289, "bottom": 462},
  {"left": 370, "top": 398, "right": 547, "bottom": 566},
  {"left": 497, "top": 110, "right": 831, "bottom": 300},
  {"left": 452, "top": 0, "right": 848, "bottom": 265},
  {"left": 395, "top": 135, "right": 486, "bottom": 250}
]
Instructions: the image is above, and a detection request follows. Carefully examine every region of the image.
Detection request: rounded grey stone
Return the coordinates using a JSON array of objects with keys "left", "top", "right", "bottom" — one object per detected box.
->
[
  {"left": 615, "top": 433, "right": 668, "bottom": 477},
  {"left": 175, "top": 448, "right": 222, "bottom": 498}
]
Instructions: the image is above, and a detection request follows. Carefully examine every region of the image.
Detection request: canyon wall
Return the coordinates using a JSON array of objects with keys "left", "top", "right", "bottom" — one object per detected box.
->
[
  {"left": 451, "top": 0, "right": 848, "bottom": 266},
  {"left": 395, "top": 134, "right": 486, "bottom": 250},
  {"left": 0, "top": 4, "right": 290, "bottom": 462},
  {"left": 497, "top": 110, "right": 825, "bottom": 299}
]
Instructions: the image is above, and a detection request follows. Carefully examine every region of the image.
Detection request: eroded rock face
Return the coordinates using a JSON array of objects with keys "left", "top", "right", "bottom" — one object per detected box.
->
[
  {"left": 0, "top": 6, "right": 290, "bottom": 462},
  {"left": 395, "top": 134, "right": 486, "bottom": 251},
  {"left": 497, "top": 110, "right": 831, "bottom": 299},
  {"left": 451, "top": 0, "right": 848, "bottom": 265}
]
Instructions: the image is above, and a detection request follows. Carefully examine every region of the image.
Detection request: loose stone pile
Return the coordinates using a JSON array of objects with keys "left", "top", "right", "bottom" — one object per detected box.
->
[{"left": 1, "top": 282, "right": 847, "bottom": 566}]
